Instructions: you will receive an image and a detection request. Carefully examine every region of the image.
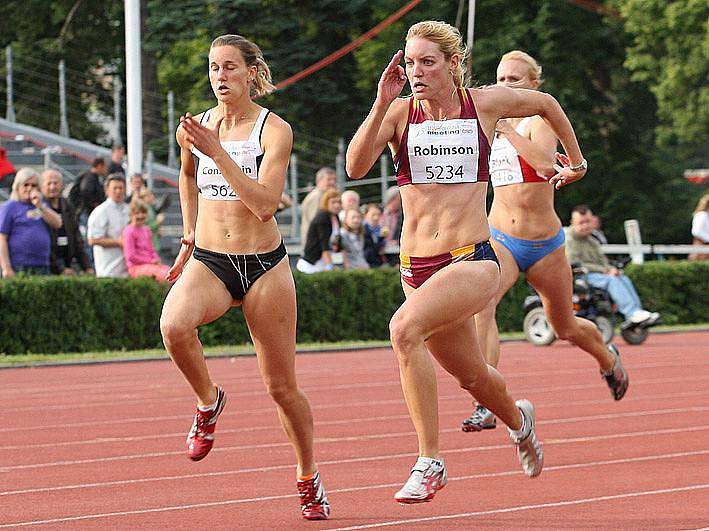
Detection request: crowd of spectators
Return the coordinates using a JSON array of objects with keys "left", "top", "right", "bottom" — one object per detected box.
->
[
  {"left": 0, "top": 146, "right": 170, "bottom": 282},
  {"left": 296, "top": 166, "right": 403, "bottom": 274}
]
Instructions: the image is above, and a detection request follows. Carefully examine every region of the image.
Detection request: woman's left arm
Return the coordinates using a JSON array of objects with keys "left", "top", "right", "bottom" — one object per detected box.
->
[
  {"left": 180, "top": 112, "right": 291, "bottom": 222},
  {"left": 478, "top": 86, "right": 586, "bottom": 188}
]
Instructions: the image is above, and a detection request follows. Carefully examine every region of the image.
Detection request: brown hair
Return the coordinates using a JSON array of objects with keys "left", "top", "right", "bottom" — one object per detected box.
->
[
  {"left": 406, "top": 21, "right": 468, "bottom": 88},
  {"left": 130, "top": 199, "right": 149, "bottom": 216},
  {"left": 211, "top": 34, "right": 276, "bottom": 97}
]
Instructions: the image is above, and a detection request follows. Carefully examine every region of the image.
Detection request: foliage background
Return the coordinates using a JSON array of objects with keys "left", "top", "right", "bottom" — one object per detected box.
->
[
  {"left": 0, "top": 0, "right": 707, "bottom": 243},
  {"left": 0, "top": 261, "right": 706, "bottom": 354}
]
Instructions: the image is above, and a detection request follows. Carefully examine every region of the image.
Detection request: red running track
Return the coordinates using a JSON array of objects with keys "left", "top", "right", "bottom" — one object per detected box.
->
[{"left": 1, "top": 331, "right": 708, "bottom": 529}]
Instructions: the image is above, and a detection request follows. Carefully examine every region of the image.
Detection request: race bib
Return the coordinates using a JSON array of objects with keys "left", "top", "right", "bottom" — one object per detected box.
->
[
  {"left": 489, "top": 138, "right": 524, "bottom": 187},
  {"left": 407, "top": 119, "right": 480, "bottom": 184}
]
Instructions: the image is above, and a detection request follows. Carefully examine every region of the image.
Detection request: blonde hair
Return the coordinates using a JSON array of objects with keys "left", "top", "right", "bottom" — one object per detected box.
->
[
  {"left": 695, "top": 194, "right": 709, "bottom": 214},
  {"left": 10, "top": 167, "right": 39, "bottom": 200},
  {"left": 406, "top": 21, "right": 468, "bottom": 88},
  {"left": 129, "top": 199, "right": 149, "bottom": 216},
  {"left": 211, "top": 34, "right": 276, "bottom": 97},
  {"left": 499, "top": 50, "right": 543, "bottom": 84}
]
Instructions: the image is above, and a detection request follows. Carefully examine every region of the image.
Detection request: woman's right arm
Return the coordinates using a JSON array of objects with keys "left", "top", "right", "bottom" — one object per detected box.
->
[
  {"left": 346, "top": 51, "right": 407, "bottom": 179},
  {"left": 166, "top": 125, "right": 198, "bottom": 282},
  {"left": 0, "top": 233, "right": 14, "bottom": 277}
]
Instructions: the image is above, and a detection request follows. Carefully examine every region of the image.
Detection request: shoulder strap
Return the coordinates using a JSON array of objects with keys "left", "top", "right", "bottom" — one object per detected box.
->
[
  {"left": 516, "top": 116, "right": 533, "bottom": 134},
  {"left": 248, "top": 108, "right": 270, "bottom": 145}
]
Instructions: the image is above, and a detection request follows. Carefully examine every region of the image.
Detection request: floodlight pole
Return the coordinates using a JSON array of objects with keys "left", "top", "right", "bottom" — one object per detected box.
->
[
  {"left": 466, "top": 0, "right": 476, "bottom": 81},
  {"left": 125, "top": 0, "right": 143, "bottom": 175}
]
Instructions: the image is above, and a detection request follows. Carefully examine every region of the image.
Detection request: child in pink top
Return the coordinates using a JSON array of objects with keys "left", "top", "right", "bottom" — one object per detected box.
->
[{"left": 123, "top": 200, "right": 170, "bottom": 281}]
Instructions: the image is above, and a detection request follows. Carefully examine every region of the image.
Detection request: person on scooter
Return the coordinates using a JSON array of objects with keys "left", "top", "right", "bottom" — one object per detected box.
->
[{"left": 566, "top": 205, "right": 660, "bottom": 327}]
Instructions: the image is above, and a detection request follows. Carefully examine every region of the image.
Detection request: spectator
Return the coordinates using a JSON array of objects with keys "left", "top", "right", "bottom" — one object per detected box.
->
[
  {"left": 0, "top": 146, "right": 16, "bottom": 188},
  {"left": 125, "top": 173, "right": 145, "bottom": 203},
  {"left": 0, "top": 168, "right": 62, "bottom": 277},
  {"left": 70, "top": 157, "right": 107, "bottom": 220},
  {"left": 565, "top": 205, "right": 660, "bottom": 326},
  {"left": 363, "top": 203, "right": 387, "bottom": 268},
  {"left": 381, "top": 185, "right": 403, "bottom": 245},
  {"left": 106, "top": 145, "right": 126, "bottom": 176},
  {"left": 296, "top": 189, "right": 342, "bottom": 274},
  {"left": 340, "top": 208, "right": 369, "bottom": 270},
  {"left": 134, "top": 186, "right": 165, "bottom": 252},
  {"left": 590, "top": 214, "right": 608, "bottom": 245},
  {"left": 123, "top": 200, "right": 170, "bottom": 281},
  {"left": 300, "top": 166, "right": 337, "bottom": 243},
  {"left": 339, "top": 189, "right": 360, "bottom": 222},
  {"left": 689, "top": 194, "right": 709, "bottom": 261},
  {"left": 40, "top": 169, "right": 93, "bottom": 275},
  {"left": 87, "top": 174, "right": 129, "bottom": 278}
]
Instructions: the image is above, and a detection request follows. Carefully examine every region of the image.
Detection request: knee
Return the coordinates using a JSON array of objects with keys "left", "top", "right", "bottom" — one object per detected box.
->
[
  {"left": 264, "top": 378, "right": 297, "bottom": 406},
  {"left": 389, "top": 313, "right": 423, "bottom": 362},
  {"left": 160, "top": 313, "right": 194, "bottom": 348}
]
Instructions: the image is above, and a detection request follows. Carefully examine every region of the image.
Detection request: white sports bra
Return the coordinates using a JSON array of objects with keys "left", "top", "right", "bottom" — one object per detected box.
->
[{"left": 191, "top": 107, "right": 270, "bottom": 201}]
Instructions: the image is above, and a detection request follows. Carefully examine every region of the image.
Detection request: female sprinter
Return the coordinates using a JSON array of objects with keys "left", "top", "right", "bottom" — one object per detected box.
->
[
  {"left": 159, "top": 34, "right": 329, "bottom": 520},
  {"left": 461, "top": 51, "right": 628, "bottom": 433},
  {"left": 346, "top": 20, "right": 588, "bottom": 503}
]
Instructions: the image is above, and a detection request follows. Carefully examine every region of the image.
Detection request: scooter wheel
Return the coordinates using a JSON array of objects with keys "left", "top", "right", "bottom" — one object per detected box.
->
[
  {"left": 523, "top": 307, "right": 556, "bottom": 346},
  {"left": 622, "top": 326, "right": 649, "bottom": 345}
]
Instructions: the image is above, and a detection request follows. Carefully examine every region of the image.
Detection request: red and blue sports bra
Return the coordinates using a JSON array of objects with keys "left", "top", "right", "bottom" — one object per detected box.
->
[
  {"left": 393, "top": 88, "right": 490, "bottom": 187},
  {"left": 490, "top": 117, "right": 548, "bottom": 187}
]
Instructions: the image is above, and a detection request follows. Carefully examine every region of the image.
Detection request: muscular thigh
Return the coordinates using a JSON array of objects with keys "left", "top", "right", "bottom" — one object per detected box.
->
[
  {"left": 425, "top": 316, "right": 487, "bottom": 383},
  {"left": 526, "top": 246, "right": 575, "bottom": 329},
  {"left": 161, "top": 257, "right": 234, "bottom": 329},
  {"left": 242, "top": 258, "right": 298, "bottom": 384},
  {"left": 398, "top": 260, "right": 500, "bottom": 338}
]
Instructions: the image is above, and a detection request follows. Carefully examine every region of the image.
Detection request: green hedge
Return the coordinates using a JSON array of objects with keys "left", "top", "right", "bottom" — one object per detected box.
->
[{"left": 1, "top": 261, "right": 706, "bottom": 354}]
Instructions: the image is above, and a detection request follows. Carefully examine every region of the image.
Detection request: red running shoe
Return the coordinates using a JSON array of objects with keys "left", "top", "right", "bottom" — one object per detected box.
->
[
  {"left": 186, "top": 386, "right": 226, "bottom": 461},
  {"left": 297, "top": 471, "right": 331, "bottom": 520}
]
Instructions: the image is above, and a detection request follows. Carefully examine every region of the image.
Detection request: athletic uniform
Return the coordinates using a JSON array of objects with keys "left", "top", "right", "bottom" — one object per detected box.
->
[
  {"left": 489, "top": 117, "right": 564, "bottom": 272},
  {"left": 393, "top": 88, "right": 497, "bottom": 289},
  {"left": 190, "top": 107, "right": 286, "bottom": 300}
]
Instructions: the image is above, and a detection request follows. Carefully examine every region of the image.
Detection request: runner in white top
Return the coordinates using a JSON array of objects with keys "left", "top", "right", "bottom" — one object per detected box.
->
[
  {"left": 462, "top": 50, "right": 628, "bottom": 434},
  {"left": 159, "top": 34, "right": 329, "bottom": 520}
]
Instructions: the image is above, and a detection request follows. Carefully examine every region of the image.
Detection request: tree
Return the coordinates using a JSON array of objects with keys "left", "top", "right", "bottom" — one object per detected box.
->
[{"left": 615, "top": 0, "right": 709, "bottom": 152}]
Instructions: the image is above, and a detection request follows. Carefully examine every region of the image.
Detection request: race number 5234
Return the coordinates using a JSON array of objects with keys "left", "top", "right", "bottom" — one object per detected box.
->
[{"left": 425, "top": 165, "right": 464, "bottom": 180}]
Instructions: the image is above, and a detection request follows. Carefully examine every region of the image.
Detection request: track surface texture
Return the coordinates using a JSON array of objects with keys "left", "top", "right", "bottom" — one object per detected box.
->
[{"left": 1, "top": 331, "right": 707, "bottom": 529}]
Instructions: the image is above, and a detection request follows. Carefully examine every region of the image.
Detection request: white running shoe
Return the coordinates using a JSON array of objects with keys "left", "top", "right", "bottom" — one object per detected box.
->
[
  {"left": 508, "top": 399, "right": 544, "bottom": 478},
  {"left": 394, "top": 457, "right": 447, "bottom": 504},
  {"left": 462, "top": 404, "right": 497, "bottom": 432}
]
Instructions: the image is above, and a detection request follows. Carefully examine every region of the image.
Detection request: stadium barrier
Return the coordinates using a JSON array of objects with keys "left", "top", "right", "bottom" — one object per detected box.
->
[{"left": 0, "top": 261, "right": 706, "bottom": 355}]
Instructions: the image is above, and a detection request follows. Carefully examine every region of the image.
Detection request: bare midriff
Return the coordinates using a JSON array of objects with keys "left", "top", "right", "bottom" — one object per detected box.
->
[
  {"left": 399, "top": 182, "right": 489, "bottom": 256},
  {"left": 489, "top": 182, "right": 561, "bottom": 240},
  {"left": 194, "top": 196, "right": 281, "bottom": 254}
]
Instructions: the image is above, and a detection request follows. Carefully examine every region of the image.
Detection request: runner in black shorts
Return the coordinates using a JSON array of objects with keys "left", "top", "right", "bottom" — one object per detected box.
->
[{"left": 159, "top": 34, "right": 329, "bottom": 520}]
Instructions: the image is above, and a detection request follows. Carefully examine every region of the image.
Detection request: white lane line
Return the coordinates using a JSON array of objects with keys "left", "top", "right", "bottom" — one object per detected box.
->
[
  {"left": 2, "top": 443, "right": 707, "bottom": 499},
  {"left": 324, "top": 483, "right": 709, "bottom": 531},
  {"left": 1, "top": 452, "right": 707, "bottom": 527},
  {"left": 3, "top": 371, "right": 708, "bottom": 430},
  {"left": 3, "top": 404, "right": 708, "bottom": 452},
  {"left": 1, "top": 417, "right": 707, "bottom": 477},
  {"left": 1, "top": 388, "right": 705, "bottom": 436},
  {"left": 3, "top": 358, "right": 708, "bottom": 412},
  {"left": 2, "top": 355, "right": 704, "bottom": 397}
]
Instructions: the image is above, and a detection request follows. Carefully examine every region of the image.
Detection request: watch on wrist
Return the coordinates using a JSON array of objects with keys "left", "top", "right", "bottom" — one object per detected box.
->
[{"left": 569, "top": 158, "right": 588, "bottom": 172}]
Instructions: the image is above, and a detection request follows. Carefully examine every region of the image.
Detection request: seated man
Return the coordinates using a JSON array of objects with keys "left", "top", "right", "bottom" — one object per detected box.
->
[{"left": 565, "top": 205, "right": 660, "bottom": 326}]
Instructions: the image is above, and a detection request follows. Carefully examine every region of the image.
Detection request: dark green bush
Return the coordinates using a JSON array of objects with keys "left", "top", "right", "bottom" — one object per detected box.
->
[{"left": 0, "top": 260, "right": 706, "bottom": 354}]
